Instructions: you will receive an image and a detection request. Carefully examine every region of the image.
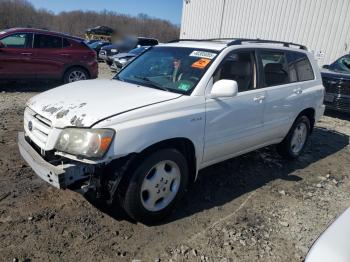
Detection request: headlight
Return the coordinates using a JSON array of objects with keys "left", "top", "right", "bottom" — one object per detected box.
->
[{"left": 55, "top": 128, "right": 115, "bottom": 158}]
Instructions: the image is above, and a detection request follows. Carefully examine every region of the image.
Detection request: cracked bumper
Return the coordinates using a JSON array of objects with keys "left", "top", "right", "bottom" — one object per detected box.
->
[{"left": 18, "top": 132, "right": 90, "bottom": 189}]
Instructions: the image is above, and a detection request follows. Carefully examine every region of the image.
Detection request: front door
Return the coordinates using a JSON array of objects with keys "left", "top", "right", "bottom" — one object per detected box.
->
[
  {"left": 0, "top": 32, "right": 34, "bottom": 79},
  {"left": 203, "top": 50, "right": 266, "bottom": 164}
]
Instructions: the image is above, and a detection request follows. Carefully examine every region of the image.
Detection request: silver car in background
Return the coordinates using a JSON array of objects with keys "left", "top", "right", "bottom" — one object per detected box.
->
[{"left": 110, "top": 46, "right": 150, "bottom": 72}]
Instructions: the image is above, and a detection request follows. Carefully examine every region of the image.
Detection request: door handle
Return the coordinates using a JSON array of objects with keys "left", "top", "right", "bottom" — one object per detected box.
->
[
  {"left": 21, "top": 52, "right": 32, "bottom": 55},
  {"left": 293, "top": 88, "right": 303, "bottom": 94},
  {"left": 253, "top": 95, "right": 265, "bottom": 103},
  {"left": 60, "top": 53, "right": 70, "bottom": 56}
]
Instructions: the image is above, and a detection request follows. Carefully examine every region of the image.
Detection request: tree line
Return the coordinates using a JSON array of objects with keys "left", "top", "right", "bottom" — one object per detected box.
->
[{"left": 0, "top": 0, "right": 180, "bottom": 42}]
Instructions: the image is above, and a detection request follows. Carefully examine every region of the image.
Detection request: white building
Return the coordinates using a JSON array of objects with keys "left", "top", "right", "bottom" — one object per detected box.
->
[{"left": 180, "top": 0, "right": 350, "bottom": 65}]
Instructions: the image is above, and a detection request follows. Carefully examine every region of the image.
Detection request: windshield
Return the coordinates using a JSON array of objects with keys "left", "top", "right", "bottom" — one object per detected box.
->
[{"left": 114, "top": 46, "right": 218, "bottom": 94}]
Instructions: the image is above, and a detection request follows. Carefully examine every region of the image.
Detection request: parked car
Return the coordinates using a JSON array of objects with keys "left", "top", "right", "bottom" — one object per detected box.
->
[
  {"left": 88, "top": 40, "right": 111, "bottom": 60},
  {"left": 0, "top": 28, "right": 98, "bottom": 83},
  {"left": 110, "top": 46, "right": 150, "bottom": 72},
  {"left": 99, "top": 36, "right": 158, "bottom": 65},
  {"left": 306, "top": 208, "right": 350, "bottom": 262},
  {"left": 18, "top": 39, "right": 324, "bottom": 223},
  {"left": 322, "top": 54, "right": 350, "bottom": 113}
]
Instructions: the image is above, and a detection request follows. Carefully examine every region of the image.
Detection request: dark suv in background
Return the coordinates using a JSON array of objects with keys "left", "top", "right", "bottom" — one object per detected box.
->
[
  {"left": 0, "top": 28, "right": 98, "bottom": 83},
  {"left": 322, "top": 54, "right": 350, "bottom": 113},
  {"left": 99, "top": 36, "right": 158, "bottom": 65}
]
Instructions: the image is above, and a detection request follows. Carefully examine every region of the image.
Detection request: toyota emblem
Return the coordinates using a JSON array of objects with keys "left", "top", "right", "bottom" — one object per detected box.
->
[{"left": 28, "top": 120, "right": 33, "bottom": 131}]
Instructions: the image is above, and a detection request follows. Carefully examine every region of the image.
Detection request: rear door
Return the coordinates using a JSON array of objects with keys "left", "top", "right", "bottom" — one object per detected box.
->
[
  {"left": 32, "top": 33, "right": 68, "bottom": 79},
  {"left": 258, "top": 49, "right": 304, "bottom": 141},
  {"left": 0, "top": 32, "right": 34, "bottom": 79}
]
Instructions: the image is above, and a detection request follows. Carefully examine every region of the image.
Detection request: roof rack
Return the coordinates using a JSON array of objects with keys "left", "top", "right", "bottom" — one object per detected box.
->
[
  {"left": 227, "top": 38, "right": 307, "bottom": 50},
  {"left": 169, "top": 38, "right": 307, "bottom": 50}
]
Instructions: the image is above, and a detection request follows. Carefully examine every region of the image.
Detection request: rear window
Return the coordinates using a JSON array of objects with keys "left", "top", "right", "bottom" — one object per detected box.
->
[
  {"left": 260, "top": 51, "right": 289, "bottom": 87},
  {"left": 259, "top": 50, "right": 315, "bottom": 87},
  {"left": 286, "top": 52, "right": 314, "bottom": 82},
  {"left": 34, "top": 34, "right": 62, "bottom": 48}
]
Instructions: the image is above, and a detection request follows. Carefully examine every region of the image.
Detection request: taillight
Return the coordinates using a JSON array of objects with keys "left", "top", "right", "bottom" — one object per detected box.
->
[{"left": 88, "top": 50, "right": 97, "bottom": 60}]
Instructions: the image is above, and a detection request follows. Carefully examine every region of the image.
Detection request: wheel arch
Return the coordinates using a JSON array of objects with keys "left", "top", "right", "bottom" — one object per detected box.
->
[
  {"left": 296, "top": 107, "right": 315, "bottom": 133},
  {"left": 115, "top": 137, "right": 198, "bottom": 199},
  {"left": 62, "top": 64, "right": 91, "bottom": 80}
]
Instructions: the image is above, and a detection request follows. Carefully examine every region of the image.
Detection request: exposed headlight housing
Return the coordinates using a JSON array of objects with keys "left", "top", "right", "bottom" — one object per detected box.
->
[{"left": 55, "top": 128, "right": 115, "bottom": 159}]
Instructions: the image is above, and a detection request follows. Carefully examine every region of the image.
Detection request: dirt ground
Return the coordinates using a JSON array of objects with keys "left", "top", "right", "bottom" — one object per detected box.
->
[{"left": 0, "top": 63, "right": 350, "bottom": 262}]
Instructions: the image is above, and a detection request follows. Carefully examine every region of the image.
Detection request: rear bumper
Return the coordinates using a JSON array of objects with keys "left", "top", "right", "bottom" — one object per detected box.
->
[
  {"left": 324, "top": 94, "right": 350, "bottom": 113},
  {"left": 18, "top": 132, "right": 90, "bottom": 189}
]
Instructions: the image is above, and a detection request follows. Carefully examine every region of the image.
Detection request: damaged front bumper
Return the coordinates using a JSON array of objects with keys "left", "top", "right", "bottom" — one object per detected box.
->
[{"left": 18, "top": 132, "right": 91, "bottom": 189}]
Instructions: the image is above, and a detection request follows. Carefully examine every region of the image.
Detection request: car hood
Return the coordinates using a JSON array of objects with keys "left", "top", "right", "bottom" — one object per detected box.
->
[
  {"left": 321, "top": 69, "right": 350, "bottom": 80},
  {"left": 306, "top": 208, "right": 350, "bottom": 262},
  {"left": 26, "top": 79, "right": 181, "bottom": 128}
]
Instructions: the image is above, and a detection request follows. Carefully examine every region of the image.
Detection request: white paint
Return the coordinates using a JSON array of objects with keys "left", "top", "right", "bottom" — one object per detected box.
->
[{"left": 23, "top": 42, "right": 325, "bottom": 178}]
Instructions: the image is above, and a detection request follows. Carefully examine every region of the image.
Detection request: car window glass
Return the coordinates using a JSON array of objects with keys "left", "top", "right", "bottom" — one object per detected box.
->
[
  {"left": 116, "top": 46, "right": 218, "bottom": 94},
  {"left": 34, "top": 34, "right": 62, "bottom": 48},
  {"left": 293, "top": 53, "right": 314, "bottom": 81},
  {"left": 260, "top": 52, "right": 289, "bottom": 87},
  {"left": 0, "top": 33, "right": 31, "bottom": 48},
  {"left": 62, "top": 38, "right": 71, "bottom": 48},
  {"left": 336, "top": 56, "right": 350, "bottom": 73},
  {"left": 213, "top": 51, "right": 256, "bottom": 92}
]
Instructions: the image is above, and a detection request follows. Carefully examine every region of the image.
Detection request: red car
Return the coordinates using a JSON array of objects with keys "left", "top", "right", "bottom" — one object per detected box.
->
[{"left": 0, "top": 28, "right": 98, "bottom": 83}]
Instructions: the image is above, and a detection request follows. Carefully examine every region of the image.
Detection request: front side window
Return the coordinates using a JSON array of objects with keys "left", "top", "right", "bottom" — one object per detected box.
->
[
  {"left": 115, "top": 46, "right": 218, "bottom": 94},
  {"left": 260, "top": 51, "right": 289, "bottom": 87},
  {"left": 34, "top": 34, "right": 62, "bottom": 48},
  {"left": 0, "top": 33, "right": 32, "bottom": 48},
  {"left": 286, "top": 52, "right": 314, "bottom": 81},
  {"left": 213, "top": 51, "right": 257, "bottom": 92}
]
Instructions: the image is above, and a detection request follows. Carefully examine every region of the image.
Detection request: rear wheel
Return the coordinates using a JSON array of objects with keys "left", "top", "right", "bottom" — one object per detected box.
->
[
  {"left": 277, "top": 115, "right": 311, "bottom": 159},
  {"left": 63, "top": 67, "right": 89, "bottom": 83},
  {"left": 122, "top": 149, "right": 189, "bottom": 224}
]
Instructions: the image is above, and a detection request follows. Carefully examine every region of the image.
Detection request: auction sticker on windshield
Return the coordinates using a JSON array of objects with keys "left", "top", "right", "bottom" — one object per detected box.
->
[
  {"left": 192, "top": 58, "right": 211, "bottom": 69},
  {"left": 189, "top": 51, "right": 217, "bottom": 59}
]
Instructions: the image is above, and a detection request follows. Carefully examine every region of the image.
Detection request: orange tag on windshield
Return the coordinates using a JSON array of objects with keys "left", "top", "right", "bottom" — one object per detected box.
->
[{"left": 191, "top": 58, "right": 211, "bottom": 69}]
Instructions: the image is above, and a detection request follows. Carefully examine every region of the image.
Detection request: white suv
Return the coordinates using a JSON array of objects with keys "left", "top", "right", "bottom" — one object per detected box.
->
[{"left": 18, "top": 39, "right": 325, "bottom": 223}]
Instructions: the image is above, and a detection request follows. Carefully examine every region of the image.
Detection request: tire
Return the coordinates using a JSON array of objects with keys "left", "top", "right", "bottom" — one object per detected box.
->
[
  {"left": 277, "top": 115, "right": 311, "bottom": 159},
  {"left": 63, "top": 67, "right": 89, "bottom": 84},
  {"left": 122, "top": 148, "right": 189, "bottom": 224}
]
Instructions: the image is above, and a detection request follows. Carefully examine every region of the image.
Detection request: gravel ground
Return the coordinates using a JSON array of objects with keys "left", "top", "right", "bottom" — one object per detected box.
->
[{"left": 0, "top": 63, "right": 349, "bottom": 262}]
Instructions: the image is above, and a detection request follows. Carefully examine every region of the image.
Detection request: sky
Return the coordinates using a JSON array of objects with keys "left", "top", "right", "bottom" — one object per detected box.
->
[{"left": 29, "top": 0, "right": 184, "bottom": 25}]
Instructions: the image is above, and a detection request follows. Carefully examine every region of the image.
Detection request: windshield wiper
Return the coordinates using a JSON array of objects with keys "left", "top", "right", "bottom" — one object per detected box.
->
[{"left": 134, "top": 75, "right": 170, "bottom": 92}]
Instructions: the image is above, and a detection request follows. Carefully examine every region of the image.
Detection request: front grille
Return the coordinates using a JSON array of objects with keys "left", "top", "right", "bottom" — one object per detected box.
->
[{"left": 24, "top": 107, "right": 53, "bottom": 149}]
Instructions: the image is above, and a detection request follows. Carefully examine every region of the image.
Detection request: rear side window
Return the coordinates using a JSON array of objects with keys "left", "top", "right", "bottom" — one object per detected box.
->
[
  {"left": 286, "top": 52, "right": 314, "bottom": 81},
  {"left": 34, "top": 34, "right": 62, "bottom": 48},
  {"left": 62, "top": 38, "right": 71, "bottom": 48},
  {"left": 260, "top": 51, "right": 289, "bottom": 87},
  {"left": 0, "top": 33, "right": 32, "bottom": 48}
]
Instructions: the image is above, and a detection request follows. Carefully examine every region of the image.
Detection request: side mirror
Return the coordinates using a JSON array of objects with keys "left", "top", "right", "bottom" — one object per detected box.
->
[
  {"left": 209, "top": 79, "right": 238, "bottom": 98},
  {"left": 322, "top": 64, "right": 330, "bottom": 69},
  {"left": 0, "top": 41, "right": 4, "bottom": 48}
]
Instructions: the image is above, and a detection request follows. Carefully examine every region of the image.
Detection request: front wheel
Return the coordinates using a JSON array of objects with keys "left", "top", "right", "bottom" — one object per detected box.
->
[
  {"left": 122, "top": 149, "right": 189, "bottom": 224},
  {"left": 277, "top": 115, "right": 311, "bottom": 159}
]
